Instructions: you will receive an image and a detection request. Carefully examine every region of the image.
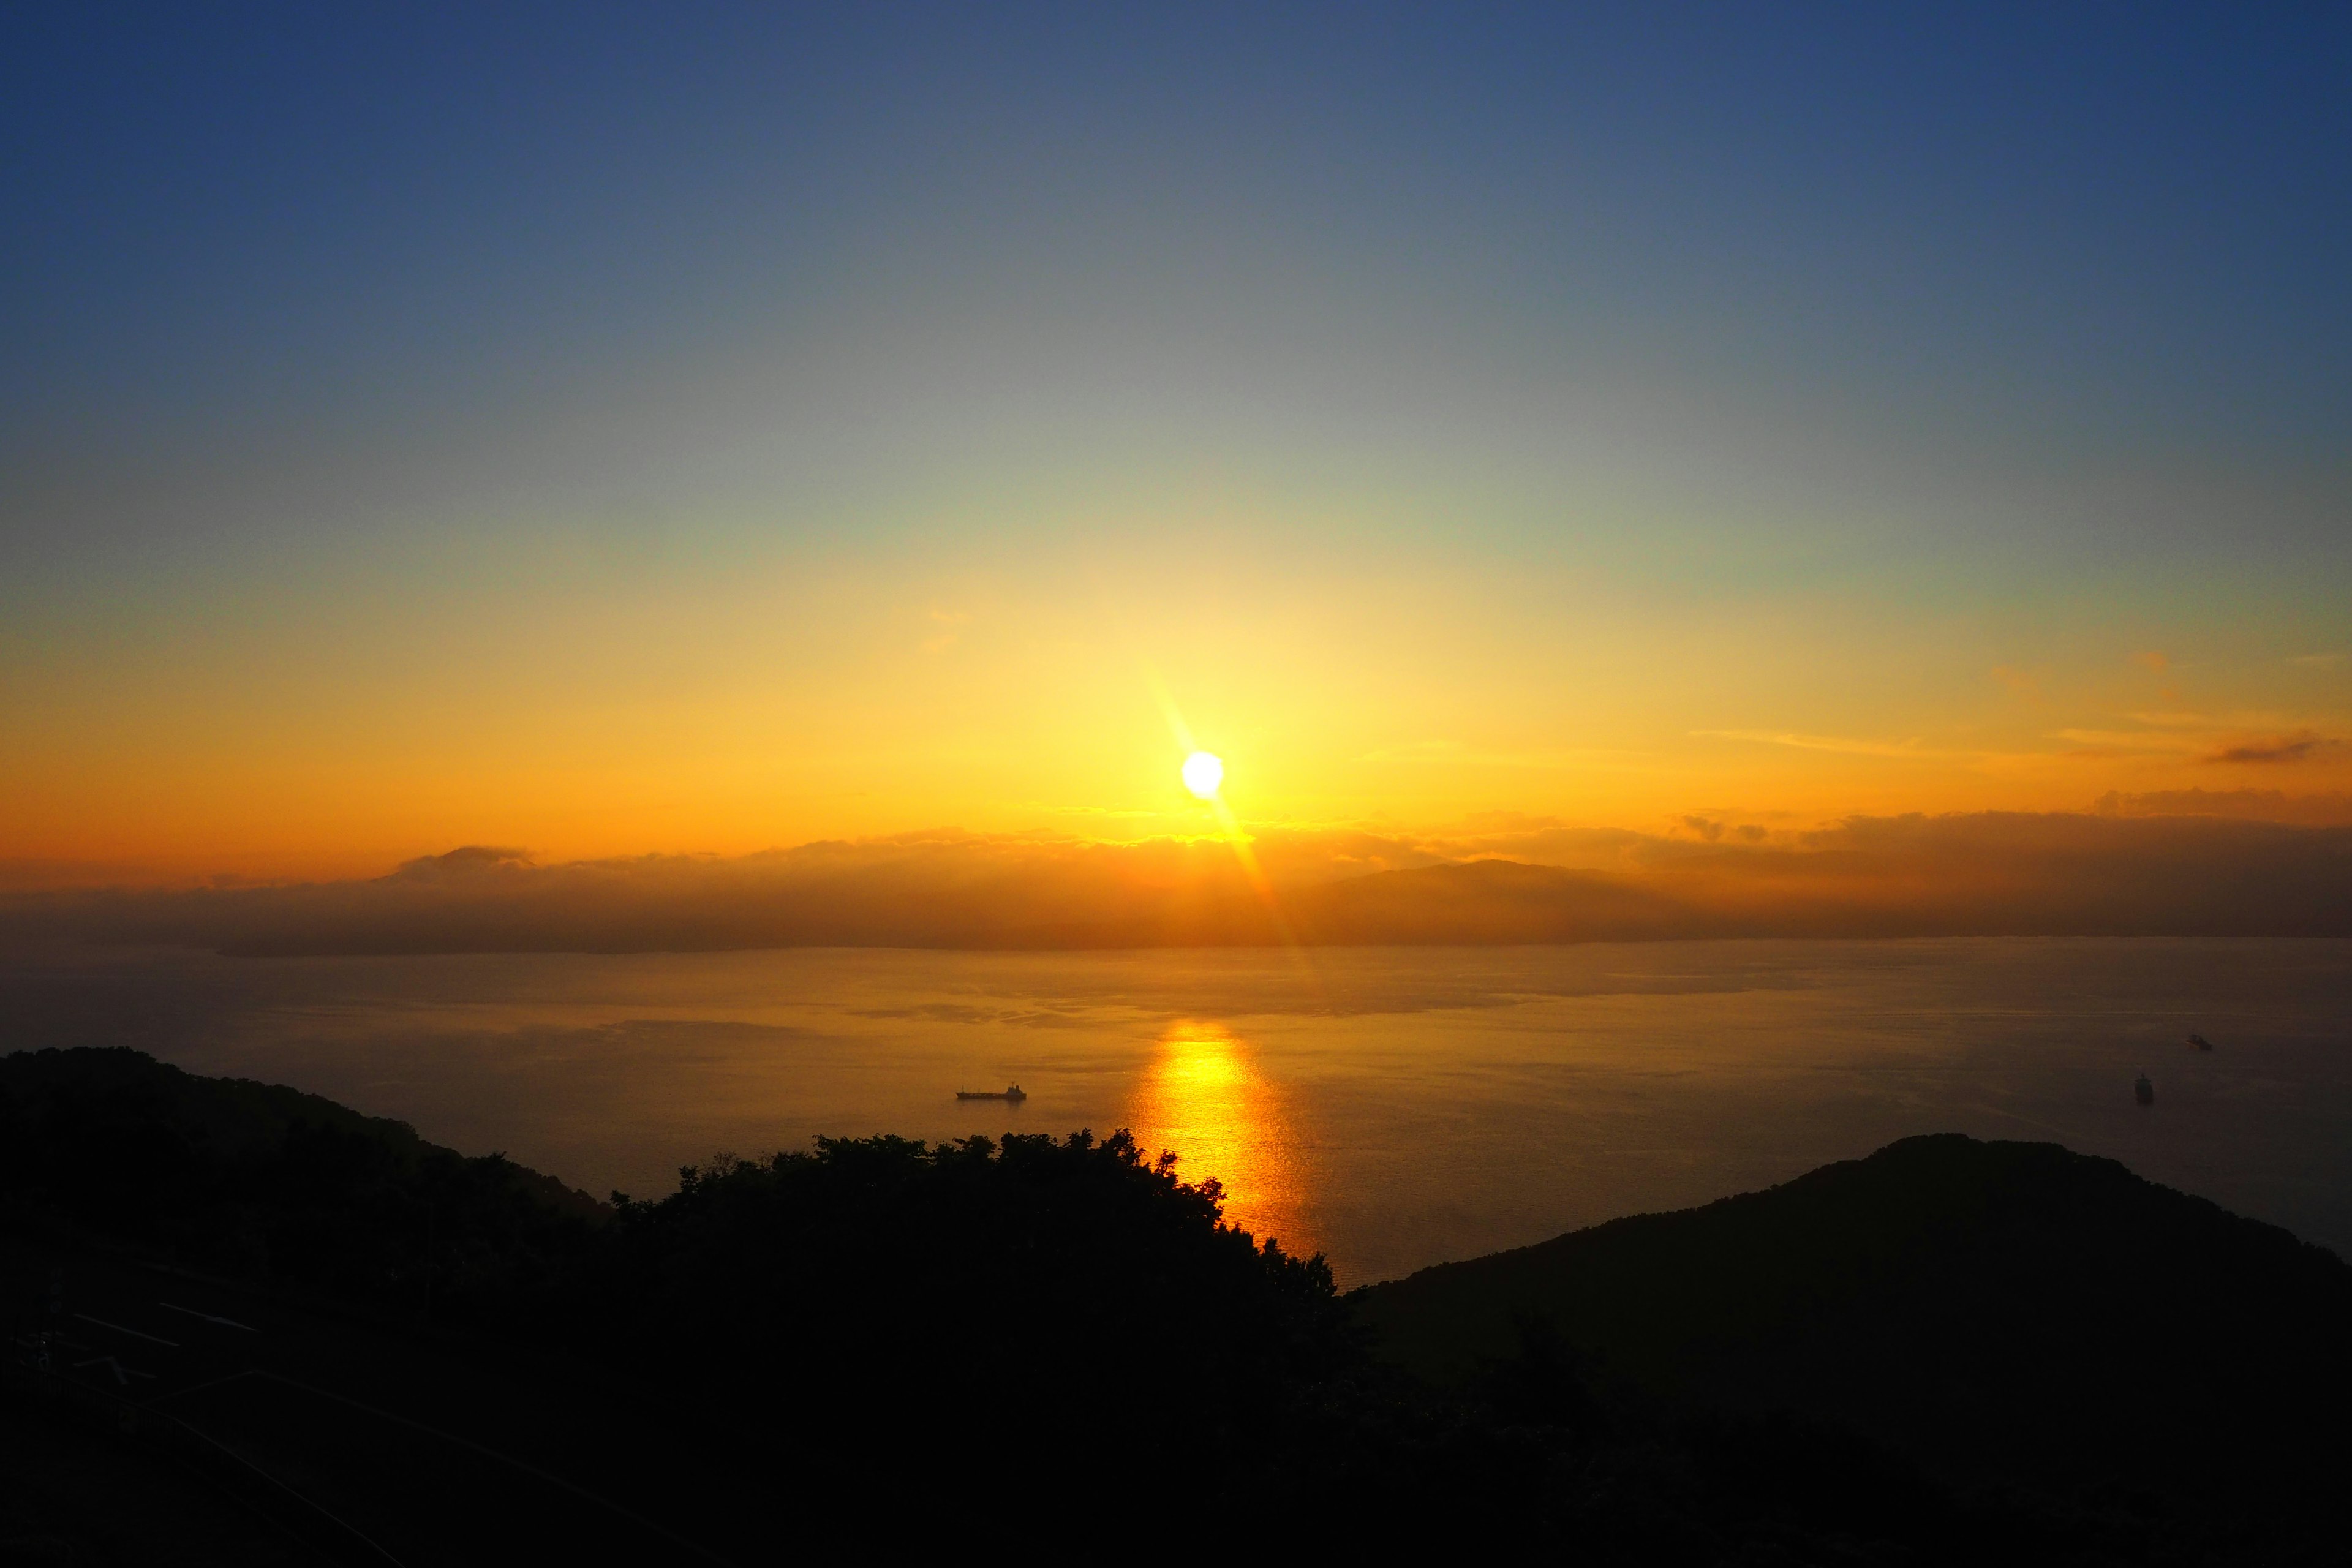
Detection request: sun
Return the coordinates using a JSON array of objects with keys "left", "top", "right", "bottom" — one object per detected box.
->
[{"left": 1181, "top": 750, "right": 1224, "bottom": 799}]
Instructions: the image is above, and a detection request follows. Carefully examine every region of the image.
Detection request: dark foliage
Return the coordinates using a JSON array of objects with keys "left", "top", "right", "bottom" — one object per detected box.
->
[
  {"left": 568, "top": 1129, "right": 1351, "bottom": 1534},
  {"left": 7, "top": 1049, "right": 2350, "bottom": 1561}
]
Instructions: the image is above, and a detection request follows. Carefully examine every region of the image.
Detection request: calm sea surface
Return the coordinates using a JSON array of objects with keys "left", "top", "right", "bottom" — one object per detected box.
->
[{"left": 5, "top": 938, "right": 2348, "bottom": 1286}]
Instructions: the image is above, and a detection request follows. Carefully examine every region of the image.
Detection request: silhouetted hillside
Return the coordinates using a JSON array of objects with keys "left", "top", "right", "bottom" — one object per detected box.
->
[
  {"left": 9, "top": 1052, "right": 2351, "bottom": 1561},
  {"left": 2, "top": 1049, "right": 1355, "bottom": 1554},
  {"left": 1355, "top": 1134, "right": 2352, "bottom": 1524},
  {"left": 0, "top": 1046, "right": 603, "bottom": 1308}
]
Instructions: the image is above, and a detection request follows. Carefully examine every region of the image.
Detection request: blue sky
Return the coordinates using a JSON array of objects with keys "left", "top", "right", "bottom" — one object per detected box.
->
[{"left": 4, "top": 4, "right": 2348, "bottom": 874}]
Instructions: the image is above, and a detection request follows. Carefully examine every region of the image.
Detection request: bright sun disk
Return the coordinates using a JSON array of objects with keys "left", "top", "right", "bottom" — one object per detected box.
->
[{"left": 1182, "top": 751, "right": 1224, "bottom": 799}]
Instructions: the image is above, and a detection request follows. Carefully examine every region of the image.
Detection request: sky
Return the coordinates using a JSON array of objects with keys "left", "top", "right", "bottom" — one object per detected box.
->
[{"left": 5, "top": 3, "right": 2350, "bottom": 886}]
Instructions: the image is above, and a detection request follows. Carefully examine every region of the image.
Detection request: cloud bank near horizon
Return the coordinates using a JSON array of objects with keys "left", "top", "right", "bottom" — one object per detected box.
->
[{"left": 6, "top": 807, "right": 2348, "bottom": 955}]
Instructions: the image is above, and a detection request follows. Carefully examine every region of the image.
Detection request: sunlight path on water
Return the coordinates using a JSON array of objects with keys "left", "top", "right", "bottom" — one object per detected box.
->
[{"left": 1123, "top": 1022, "right": 1318, "bottom": 1260}]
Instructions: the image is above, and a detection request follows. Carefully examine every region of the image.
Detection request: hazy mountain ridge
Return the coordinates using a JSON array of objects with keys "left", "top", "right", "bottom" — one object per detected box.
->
[{"left": 4, "top": 809, "right": 2347, "bottom": 954}]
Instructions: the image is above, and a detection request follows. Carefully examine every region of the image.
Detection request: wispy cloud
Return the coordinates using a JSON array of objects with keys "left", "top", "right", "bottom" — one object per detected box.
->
[
  {"left": 1691, "top": 730, "right": 1958, "bottom": 760},
  {"left": 2206, "top": 731, "right": 2336, "bottom": 766},
  {"left": 918, "top": 608, "right": 971, "bottom": 654},
  {"left": 1354, "top": 739, "right": 1624, "bottom": 770},
  {"left": 2052, "top": 729, "right": 2201, "bottom": 754},
  {"left": 1989, "top": 666, "right": 2043, "bottom": 699}
]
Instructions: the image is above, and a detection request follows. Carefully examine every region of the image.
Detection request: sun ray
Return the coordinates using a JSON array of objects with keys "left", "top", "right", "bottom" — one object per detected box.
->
[{"left": 1150, "top": 685, "right": 1315, "bottom": 974}]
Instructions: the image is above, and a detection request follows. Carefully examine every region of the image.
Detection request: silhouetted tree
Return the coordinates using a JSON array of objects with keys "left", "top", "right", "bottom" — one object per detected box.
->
[{"left": 10, "top": 1049, "right": 2349, "bottom": 1561}]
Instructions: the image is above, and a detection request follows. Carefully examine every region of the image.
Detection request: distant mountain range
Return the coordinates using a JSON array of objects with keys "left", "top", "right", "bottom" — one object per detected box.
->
[{"left": 6, "top": 808, "right": 2350, "bottom": 954}]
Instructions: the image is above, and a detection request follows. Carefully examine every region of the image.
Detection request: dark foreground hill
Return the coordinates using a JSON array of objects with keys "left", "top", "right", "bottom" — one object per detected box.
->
[
  {"left": 6, "top": 1049, "right": 2350, "bottom": 1564},
  {"left": 0, "top": 1044, "right": 603, "bottom": 1295},
  {"left": 1, "top": 1048, "right": 1348, "bottom": 1559},
  {"left": 1356, "top": 1135, "right": 2352, "bottom": 1537}
]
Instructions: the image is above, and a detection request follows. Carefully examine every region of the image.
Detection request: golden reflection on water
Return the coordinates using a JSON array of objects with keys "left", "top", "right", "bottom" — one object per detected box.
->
[{"left": 1125, "top": 1022, "right": 1317, "bottom": 1259}]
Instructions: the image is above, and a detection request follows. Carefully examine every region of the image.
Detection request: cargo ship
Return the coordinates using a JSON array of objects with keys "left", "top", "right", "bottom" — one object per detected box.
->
[{"left": 957, "top": 1085, "right": 1027, "bottom": 1101}]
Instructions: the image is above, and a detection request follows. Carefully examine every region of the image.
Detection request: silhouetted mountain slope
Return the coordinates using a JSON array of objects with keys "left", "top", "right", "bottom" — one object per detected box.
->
[
  {"left": 10, "top": 1050, "right": 2350, "bottom": 1561},
  {"left": 1355, "top": 1134, "right": 2352, "bottom": 1509},
  {"left": 0, "top": 1046, "right": 603, "bottom": 1303}
]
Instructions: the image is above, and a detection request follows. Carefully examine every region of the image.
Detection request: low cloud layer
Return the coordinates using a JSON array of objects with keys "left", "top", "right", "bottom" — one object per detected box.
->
[
  {"left": 2094, "top": 788, "right": 2352, "bottom": 826},
  {"left": 5, "top": 809, "right": 2348, "bottom": 954}
]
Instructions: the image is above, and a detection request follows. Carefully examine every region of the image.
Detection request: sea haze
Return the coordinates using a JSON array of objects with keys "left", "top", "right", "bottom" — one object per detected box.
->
[{"left": 5, "top": 938, "right": 2346, "bottom": 1286}]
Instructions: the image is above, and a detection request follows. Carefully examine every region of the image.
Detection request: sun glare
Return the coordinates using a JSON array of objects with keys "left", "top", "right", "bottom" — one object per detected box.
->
[{"left": 1182, "top": 750, "right": 1224, "bottom": 799}]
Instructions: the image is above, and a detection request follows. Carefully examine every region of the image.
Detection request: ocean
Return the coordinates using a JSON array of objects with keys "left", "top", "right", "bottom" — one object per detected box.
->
[{"left": 6, "top": 937, "right": 2347, "bottom": 1286}]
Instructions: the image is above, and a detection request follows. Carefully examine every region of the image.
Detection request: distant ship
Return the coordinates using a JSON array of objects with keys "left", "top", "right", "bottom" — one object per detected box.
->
[
  {"left": 2135, "top": 1073, "right": 2155, "bottom": 1106},
  {"left": 2188, "top": 1033, "right": 2214, "bottom": 1052},
  {"left": 957, "top": 1085, "right": 1028, "bottom": 1102}
]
